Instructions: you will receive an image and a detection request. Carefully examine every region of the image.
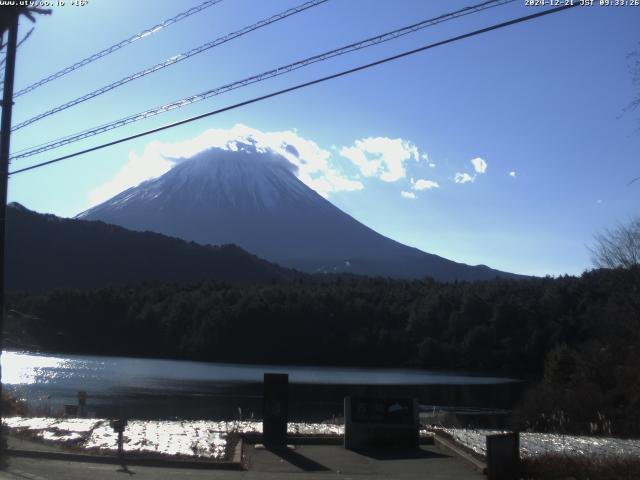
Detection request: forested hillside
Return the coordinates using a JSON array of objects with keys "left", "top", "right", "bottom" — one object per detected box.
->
[
  {"left": 7, "top": 267, "right": 639, "bottom": 435},
  {"left": 5, "top": 203, "right": 300, "bottom": 291}
]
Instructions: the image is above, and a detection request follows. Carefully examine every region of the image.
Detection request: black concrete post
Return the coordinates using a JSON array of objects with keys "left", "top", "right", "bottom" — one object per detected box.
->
[
  {"left": 263, "top": 373, "right": 288, "bottom": 446},
  {"left": 486, "top": 432, "right": 520, "bottom": 480},
  {"left": 117, "top": 431, "right": 124, "bottom": 457},
  {"left": 78, "top": 391, "right": 86, "bottom": 417},
  {"left": 110, "top": 418, "right": 128, "bottom": 459}
]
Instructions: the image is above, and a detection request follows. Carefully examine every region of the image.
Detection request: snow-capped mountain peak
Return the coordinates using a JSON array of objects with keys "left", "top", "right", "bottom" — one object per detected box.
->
[{"left": 78, "top": 144, "right": 518, "bottom": 281}]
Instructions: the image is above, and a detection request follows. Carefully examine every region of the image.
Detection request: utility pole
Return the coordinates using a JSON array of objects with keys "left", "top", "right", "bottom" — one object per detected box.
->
[
  {"left": 0, "top": 7, "right": 49, "bottom": 446},
  {"left": 0, "top": 9, "right": 20, "bottom": 439}
]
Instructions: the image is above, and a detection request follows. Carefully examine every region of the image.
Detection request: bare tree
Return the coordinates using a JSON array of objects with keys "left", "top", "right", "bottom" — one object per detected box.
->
[
  {"left": 626, "top": 46, "right": 640, "bottom": 116},
  {"left": 624, "top": 45, "right": 640, "bottom": 185},
  {"left": 591, "top": 217, "right": 640, "bottom": 269}
]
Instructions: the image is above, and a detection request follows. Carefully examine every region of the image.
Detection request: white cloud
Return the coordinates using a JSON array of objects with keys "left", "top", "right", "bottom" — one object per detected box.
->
[
  {"left": 471, "top": 157, "right": 487, "bottom": 174},
  {"left": 401, "top": 191, "right": 416, "bottom": 199},
  {"left": 449, "top": 157, "right": 487, "bottom": 186},
  {"left": 421, "top": 152, "right": 436, "bottom": 167},
  {"left": 339, "top": 137, "right": 419, "bottom": 182},
  {"left": 454, "top": 172, "right": 475, "bottom": 184},
  {"left": 412, "top": 179, "right": 440, "bottom": 190},
  {"left": 88, "top": 124, "right": 363, "bottom": 206},
  {"left": 509, "top": 171, "right": 517, "bottom": 178},
  {"left": 88, "top": 144, "right": 175, "bottom": 207}
]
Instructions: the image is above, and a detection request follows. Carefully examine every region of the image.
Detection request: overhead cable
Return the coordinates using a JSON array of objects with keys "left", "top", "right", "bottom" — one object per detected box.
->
[
  {"left": 11, "top": 0, "right": 512, "bottom": 158},
  {"left": 11, "top": 0, "right": 329, "bottom": 131},
  {"left": 13, "top": 0, "right": 225, "bottom": 97},
  {"left": 9, "top": 3, "right": 579, "bottom": 176}
]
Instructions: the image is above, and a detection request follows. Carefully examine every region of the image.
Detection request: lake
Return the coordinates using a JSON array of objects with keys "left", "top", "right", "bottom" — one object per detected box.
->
[{"left": 1, "top": 351, "right": 523, "bottom": 422}]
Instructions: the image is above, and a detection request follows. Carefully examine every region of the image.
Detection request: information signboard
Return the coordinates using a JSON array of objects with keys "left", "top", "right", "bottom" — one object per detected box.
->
[{"left": 344, "top": 396, "right": 418, "bottom": 450}]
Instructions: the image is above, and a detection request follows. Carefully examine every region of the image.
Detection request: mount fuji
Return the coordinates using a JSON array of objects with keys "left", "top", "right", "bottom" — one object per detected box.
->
[{"left": 77, "top": 141, "right": 518, "bottom": 281}]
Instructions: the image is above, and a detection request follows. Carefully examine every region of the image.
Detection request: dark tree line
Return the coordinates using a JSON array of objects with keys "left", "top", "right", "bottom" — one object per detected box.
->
[{"left": 5, "top": 266, "right": 640, "bottom": 435}]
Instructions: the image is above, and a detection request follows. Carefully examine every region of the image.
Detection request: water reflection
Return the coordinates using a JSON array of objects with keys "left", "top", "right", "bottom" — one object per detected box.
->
[
  {"left": 1, "top": 351, "right": 522, "bottom": 420},
  {"left": 2, "top": 351, "right": 517, "bottom": 386},
  {"left": 2, "top": 351, "right": 73, "bottom": 385}
]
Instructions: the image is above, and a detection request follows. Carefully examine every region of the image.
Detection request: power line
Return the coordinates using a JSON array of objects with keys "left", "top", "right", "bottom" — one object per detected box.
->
[
  {"left": 9, "top": 3, "right": 578, "bottom": 176},
  {"left": 0, "top": 26, "right": 34, "bottom": 86},
  {"left": 12, "top": 0, "right": 225, "bottom": 98},
  {"left": 11, "top": 0, "right": 329, "bottom": 131},
  {"left": 11, "top": 0, "right": 514, "bottom": 159},
  {"left": 0, "top": 26, "right": 32, "bottom": 69},
  {"left": 15, "top": 25, "right": 33, "bottom": 49}
]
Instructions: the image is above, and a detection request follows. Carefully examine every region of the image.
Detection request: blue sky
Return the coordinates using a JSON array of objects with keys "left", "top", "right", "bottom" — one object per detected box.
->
[{"left": 5, "top": 0, "right": 640, "bottom": 276}]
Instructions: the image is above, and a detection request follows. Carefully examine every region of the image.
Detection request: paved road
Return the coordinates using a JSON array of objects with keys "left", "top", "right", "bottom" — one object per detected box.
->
[{"left": 0, "top": 444, "right": 482, "bottom": 479}]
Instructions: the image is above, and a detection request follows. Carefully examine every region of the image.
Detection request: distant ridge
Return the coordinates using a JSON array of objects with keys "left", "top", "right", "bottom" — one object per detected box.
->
[{"left": 5, "top": 203, "right": 299, "bottom": 292}]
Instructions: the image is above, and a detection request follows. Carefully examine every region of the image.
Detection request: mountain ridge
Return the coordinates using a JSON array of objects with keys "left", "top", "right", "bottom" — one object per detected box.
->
[{"left": 5, "top": 202, "right": 301, "bottom": 292}]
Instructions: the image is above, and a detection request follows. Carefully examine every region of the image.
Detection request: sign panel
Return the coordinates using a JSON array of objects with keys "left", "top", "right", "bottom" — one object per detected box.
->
[
  {"left": 351, "top": 397, "right": 415, "bottom": 425},
  {"left": 344, "top": 396, "right": 418, "bottom": 450}
]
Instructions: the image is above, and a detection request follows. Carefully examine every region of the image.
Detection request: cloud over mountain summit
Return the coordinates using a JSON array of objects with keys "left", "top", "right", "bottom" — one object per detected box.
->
[{"left": 89, "top": 124, "right": 364, "bottom": 207}]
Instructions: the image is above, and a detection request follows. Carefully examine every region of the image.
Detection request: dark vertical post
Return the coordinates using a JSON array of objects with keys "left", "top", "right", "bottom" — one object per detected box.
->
[
  {"left": 117, "top": 430, "right": 124, "bottom": 457},
  {"left": 78, "top": 390, "right": 87, "bottom": 417},
  {"left": 486, "top": 432, "right": 520, "bottom": 480},
  {"left": 343, "top": 396, "right": 352, "bottom": 449},
  {"left": 0, "top": 12, "right": 20, "bottom": 438},
  {"left": 110, "top": 418, "right": 127, "bottom": 458},
  {"left": 263, "top": 373, "right": 288, "bottom": 446}
]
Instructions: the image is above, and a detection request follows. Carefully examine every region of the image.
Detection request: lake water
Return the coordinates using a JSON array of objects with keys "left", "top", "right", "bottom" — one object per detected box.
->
[{"left": 1, "top": 351, "right": 523, "bottom": 422}]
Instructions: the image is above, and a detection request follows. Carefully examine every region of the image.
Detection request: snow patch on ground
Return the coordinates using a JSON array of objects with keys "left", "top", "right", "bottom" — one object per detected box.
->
[
  {"left": 3, "top": 417, "right": 227, "bottom": 459},
  {"left": 2, "top": 418, "right": 348, "bottom": 460},
  {"left": 4, "top": 417, "right": 99, "bottom": 446},
  {"left": 22, "top": 417, "right": 633, "bottom": 463},
  {"left": 432, "top": 427, "right": 640, "bottom": 460},
  {"left": 85, "top": 420, "right": 226, "bottom": 458}
]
